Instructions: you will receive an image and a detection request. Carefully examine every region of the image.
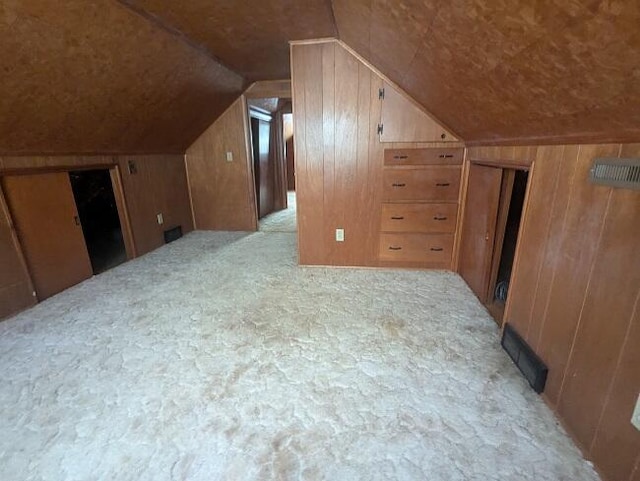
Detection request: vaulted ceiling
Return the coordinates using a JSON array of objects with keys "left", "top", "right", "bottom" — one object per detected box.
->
[{"left": 1, "top": 0, "right": 639, "bottom": 154}]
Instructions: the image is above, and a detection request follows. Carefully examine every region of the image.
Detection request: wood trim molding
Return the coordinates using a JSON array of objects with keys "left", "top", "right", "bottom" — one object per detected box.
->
[
  {"left": 0, "top": 183, "right": 36, "bottom": 302},
  {"left": 110, "top": 165, "right": 137, "bottom": 259},
  {"left": 502, "top": 159, "right": 537, "bottom": 334},
  {"left": 288, "top": 37, "right": 337, "bottom": 46},
  {"left": 241, "top": 95, "right": 259, "bottom": 231},
  {"left": 183, "top": 154, "right": 198, "bottom": 230},
  {"left": 244, "top": 80, "right": 292, "bottom": 99},
  {"left": 452, "top": 151, "right": 471, "bottom": 272}
]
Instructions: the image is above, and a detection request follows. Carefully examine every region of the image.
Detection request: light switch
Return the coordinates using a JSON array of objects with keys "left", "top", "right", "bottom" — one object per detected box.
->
[
  {"left": 335, "top": 228, "right": 345, "bottom": 242},
  {"left": 226, "top": 151, "right": 233, "bottom": 162},
  {"left": 157, "top": 213, "right": 164, "bottom": 225}
]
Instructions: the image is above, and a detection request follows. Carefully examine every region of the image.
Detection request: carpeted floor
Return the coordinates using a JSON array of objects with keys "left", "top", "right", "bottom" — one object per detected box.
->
[
  {"left": 0, "top": 231, "right": 600, "bottom": 481},
  {"left": 260, "top": 191, "right": 297, "bottom": 233}
]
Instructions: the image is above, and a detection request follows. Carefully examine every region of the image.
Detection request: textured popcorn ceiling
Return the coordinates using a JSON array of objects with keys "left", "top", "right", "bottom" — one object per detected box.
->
[{"left": 0, "top": 231, "right": 600, "bottom": 481}]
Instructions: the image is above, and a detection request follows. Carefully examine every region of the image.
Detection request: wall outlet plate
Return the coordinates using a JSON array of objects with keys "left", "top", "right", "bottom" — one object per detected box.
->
[
  {"left": 335, "top": 228, "right": 344, "bottom": 242},
  {"left": 632, "top": 393, "right": 640, "bottom": 431},
  {"left": 157, "top": 213, "right": 164, "bottom": 225},
  {"left": 226, "top": 151, "right": 233, "bottom": 162}
]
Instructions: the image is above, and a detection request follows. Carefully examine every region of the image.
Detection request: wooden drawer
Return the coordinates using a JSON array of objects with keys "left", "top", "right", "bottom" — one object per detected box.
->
[
  {"left": 379, "top": 233, "right": 454, "bottom": 264},
  {"left": 381, "top": 203, "right": 458, "bottom": 233},
  {"left": 383, "top": 167, "right": 461, "bottom": 202},
  {"left": 384, "top": 148, "right": 464, "bottom": 166}
]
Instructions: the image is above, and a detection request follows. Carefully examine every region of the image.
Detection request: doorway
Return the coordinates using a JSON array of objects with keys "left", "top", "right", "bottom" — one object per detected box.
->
[
  {"left": 247, "top": 98, "right": 297, "bottom": 233},
  {"left": 69, "top": 169, "right": 127, "bottom": 274},
  {"left": 485, "top": 169, "right": 528, "bottom": 323},
  {"left": 459, "top": 163, "right": 529, "bottom": 325}
]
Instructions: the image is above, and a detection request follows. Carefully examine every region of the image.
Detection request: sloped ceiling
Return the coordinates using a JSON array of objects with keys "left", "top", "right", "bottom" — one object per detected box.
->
[
  {"left": 333, "top": 0, "right": 640, "bottom": 144},
  {"left": 2, "top": 0, "right": 639, "bottom": 154},
  {"left": 119, "top": 0, "right": 337, "bottom": 81},
  {"left": 0, "top": 1, "right": 245, "bottom": 154}
]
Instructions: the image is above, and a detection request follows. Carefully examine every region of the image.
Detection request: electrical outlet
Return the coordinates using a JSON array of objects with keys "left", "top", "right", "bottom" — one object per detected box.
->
[
  {"left": 157, "top": 213, "right": 164, "bottom": 225},
  {"left": 632, "top": 393, "right": 640, "bottom": 431},
  {"left": 335, "top": 228, "right": 345, "bottom": 242},
  {"left": 226, "top": 151, "right": 233, "bottom": 162}
]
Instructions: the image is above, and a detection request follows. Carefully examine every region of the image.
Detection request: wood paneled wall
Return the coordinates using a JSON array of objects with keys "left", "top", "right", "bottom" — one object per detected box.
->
[
  {"left": 291, "top": 40, "right": 462, "bottom": 266},
  {"left": 467, "top": 143, "right": 640, "bottom": 481},
  {"left": 185, "top": 97, "right": 257, "bottom": 231},
  {"left": 0, "top": 154, "right": 193, "bottom": 319},
  {"left": 292, "top": 40, "right": 382, "bottom": 266},
  {"left": 116, "top": 155, "right": 194, "bottom": 255}
]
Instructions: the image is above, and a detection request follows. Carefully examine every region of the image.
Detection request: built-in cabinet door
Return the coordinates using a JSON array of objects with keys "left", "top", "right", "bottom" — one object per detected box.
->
[
  {"left": 3, "top": 173, "right": 93, "bottom": 300},
  {"left": 379, "top": 82, "right": 458, "bottom": 143},
  {"left": 458, "top": 164, "right": 503, "bottom": 302}
]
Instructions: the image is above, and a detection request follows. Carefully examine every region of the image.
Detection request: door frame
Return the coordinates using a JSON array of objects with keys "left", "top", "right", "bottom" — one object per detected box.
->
[
  {"left": 0, "top": 163, "right": 137, "bottom": 262},
  {"left": 455, "top": 157, "right": 534, "bottom": 328}
]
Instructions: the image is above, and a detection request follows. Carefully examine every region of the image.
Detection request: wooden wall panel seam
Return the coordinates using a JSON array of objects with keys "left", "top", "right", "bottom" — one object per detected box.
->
[
  {"left": 532, "top": 148, "right": 582, "bottom": 351},
  {"left": 555, "top": 190, "right": 613, "bottom": 409},
  {"left": 522, "top": 146, "right": 565, "bottom": 339},
  {"left": 589, "top": 288, "right": 640, "bottom": 455}
]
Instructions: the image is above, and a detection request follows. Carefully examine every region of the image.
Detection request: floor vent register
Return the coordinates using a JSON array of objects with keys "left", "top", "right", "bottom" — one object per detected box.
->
[{"left": 501, "top": 323, "right": 548, "bottom": 394}]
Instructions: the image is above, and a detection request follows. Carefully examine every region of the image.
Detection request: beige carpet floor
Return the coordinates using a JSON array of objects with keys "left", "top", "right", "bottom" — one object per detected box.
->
[
  {"left": 0, "top": 231, "right": 600, "bottom": 481},
  {"left": 259, "top": 191, "right": 297, "bottom": 233}
]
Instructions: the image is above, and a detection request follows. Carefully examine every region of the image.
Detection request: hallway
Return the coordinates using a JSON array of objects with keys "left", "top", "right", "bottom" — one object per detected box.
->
[{"left": 259, "top": 191, "right": 297, "bottom": 233}]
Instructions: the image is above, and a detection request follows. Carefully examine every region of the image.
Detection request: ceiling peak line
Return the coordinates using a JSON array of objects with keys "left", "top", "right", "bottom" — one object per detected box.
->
[
  {"left": 114, "top": 0, "right": 245, "bottom": 82},
  {"left": 327, "top": 0, "right": 340, "bottom": 39}
]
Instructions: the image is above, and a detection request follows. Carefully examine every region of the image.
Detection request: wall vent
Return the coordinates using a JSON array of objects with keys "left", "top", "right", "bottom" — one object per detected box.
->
[
  {"left": 501, "top": 323, "right": 548, "bottom": 394},
  {"left": 590, "top": 158, "right": 640, "bottom": 190},
  {"left": 164, "top": 226, "right": 183, "bottom": 244}
]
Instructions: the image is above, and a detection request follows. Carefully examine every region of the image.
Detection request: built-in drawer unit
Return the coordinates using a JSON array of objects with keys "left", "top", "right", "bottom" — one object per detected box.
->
[
  {"left": 380, "top": 203, "right": 458, "bottom": 233},
  {"left": 378, "top": 147, "right": 463, "bottom": 269},
  {"left": 382, "top": 167, "right": 461, "bottom": 202},
  {"left": 384, "top": 148, "right": 464, "bottom": 166},
  {"left": 379, "top": 233, "right": 454, "bottom": 264}
]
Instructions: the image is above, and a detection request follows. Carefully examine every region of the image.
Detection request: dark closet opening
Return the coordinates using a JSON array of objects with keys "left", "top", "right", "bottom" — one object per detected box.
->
[
  {"left": 69, "top": 169, "right": 126, "bottom": 274},
  {"left": 495, "top": 170, "right": 528, "bottom": 297},
  {"left": 486, "top": 169, "right": 529, "bottom": 322}
]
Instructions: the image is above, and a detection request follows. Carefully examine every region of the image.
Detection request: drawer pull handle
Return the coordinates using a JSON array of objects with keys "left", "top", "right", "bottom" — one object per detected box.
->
[
  {"left": 430, "top": 247, "right": 444, "bottom": 252},
  {"left": 390, "top": 216, "right": 405, "bottom": 220},
  {"left": 438, "top": 154, "right": 454, "bottom": 158},
  {"left": 433, "top": 216, "right": 448, "bottom": 221},
  {"left": 393, "top": 155, "right": 409, "bottom": 160},
  {"left": 389, "top": 246, "right": 402, "bottom": 251},
  {"left": 436, "top": 183, "right": 450, "bottom": 187},
  {"left": 392, "top": 183, "right": 406, "bottom": 187}
]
